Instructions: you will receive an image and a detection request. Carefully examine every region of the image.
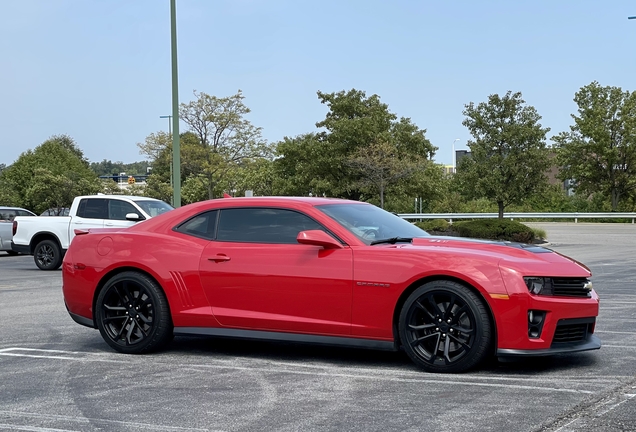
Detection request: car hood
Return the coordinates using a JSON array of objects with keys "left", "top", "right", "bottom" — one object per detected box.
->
[
  {"left": 398, "top": 236, "right": 591, "bottom": 277},
  {"left": 411, "top": 236, "right": 550, "bottom": 253}
]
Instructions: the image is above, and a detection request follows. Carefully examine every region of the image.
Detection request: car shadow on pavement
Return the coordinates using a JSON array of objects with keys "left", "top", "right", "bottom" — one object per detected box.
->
[{"left": 158, "top": 335, "right": 600, "bottom": 375}]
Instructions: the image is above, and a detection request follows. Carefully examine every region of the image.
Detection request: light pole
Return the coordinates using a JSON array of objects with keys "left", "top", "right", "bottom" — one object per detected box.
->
[
  {"left": 160, "top": 115, "right": 173, "bottom": 201},
  {"left": 170, "top": 0, "right": 181, "bottom": 207},
  {"left": 452, "top": 138, "right": 460, "bottom": 173},
  {"left": 160, "top": 115, "right": 172, "bottom": 136}
]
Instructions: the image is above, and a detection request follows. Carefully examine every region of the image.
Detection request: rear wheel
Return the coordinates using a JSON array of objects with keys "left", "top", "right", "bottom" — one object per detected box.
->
[
  {"left": 399, "top": 280, "right": 492, "bottom": 373},
  {"left": 34, "top": 239, "right": 62, "bottom": 270},
  {"left": 95, "top": 271, "right": 173, "bottom": 354}
]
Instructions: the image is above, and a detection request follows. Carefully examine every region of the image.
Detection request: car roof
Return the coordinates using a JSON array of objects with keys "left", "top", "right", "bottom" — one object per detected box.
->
[
  {"left": 0, "top": 206, "right": 32, "bottom": 211},
  {"left": 181, "top": 196, "right": 366, "bottom": 212},
  {"left": 74, "top": 195, "right": 164, "bottom": 201},
  {"left": 127, "top": 196, "right": 369, "bottom": 233},
  {"left": 201, "top": 196, "right": 359, "bottom": 205}
]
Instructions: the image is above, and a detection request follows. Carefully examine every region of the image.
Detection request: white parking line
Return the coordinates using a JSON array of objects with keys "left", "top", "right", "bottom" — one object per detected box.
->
[
  {"left": 601, "top": 300, "right": 636, "bottom": 305},
  {"left": 0, "top": 411, "right": 213, "bottom": 432},
  {"left": 594, "top": 330, "right": 636, "bottom": 334},
  {"left": 0, "top": 424, "right": 79, "bottom": 432},
  {"left": 599, "top": 345, "right": 636, "bottom": 349}
]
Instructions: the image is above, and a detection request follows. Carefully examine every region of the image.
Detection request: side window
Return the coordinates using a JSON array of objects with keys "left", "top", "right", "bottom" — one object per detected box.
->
[
  {"left": 108, "top": 200, "right": 141, "bottom": 221},
  {"left": 217, "top": 208, "right": 325, "bottom": 244},
  {"left": 80, "top": 199, "right": 108, "bottom": 219},
  {"left": 0, "top": 210, "right": 16, "bottom": 221},
  {"left": 174, "top": 210, "right": 218, "bottom": 240},
  {"left": 77, "top": 199, "right": 87, "bottom": 218},
  {"left": 16, "top": 210, "right": 34, "bottom": 217}
]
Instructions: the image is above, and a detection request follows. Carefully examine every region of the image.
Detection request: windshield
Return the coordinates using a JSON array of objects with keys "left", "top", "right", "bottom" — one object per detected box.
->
[
  {"left": 133, "top": 200, "right": 174, "bottom": 217},
  {"left": 316, "top": 203, "right": 429, "bottom": 245}
]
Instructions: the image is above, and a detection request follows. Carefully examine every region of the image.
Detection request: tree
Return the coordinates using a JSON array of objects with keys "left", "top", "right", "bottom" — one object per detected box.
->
[
  {"left": 274, "top": 89, "right": 436, "bottom": 202},
  {"left": 179, "top": 90, "right": 271, "bottom": 199},
  {"left": 25, "top": 168, "right": 100, "bottom": 214},
  {"left": 316, "top": 89, "right": 435, "bottom": 200},
  {"left": 273, "top": 133, "right": 330, "bottom": 196},
  {"left": 553, "top": 82, "right": 636, "bottom": 211},
  {"left": 457, "top": 91, "right": 550, "bottom": 218},
  {"left": 139, "top": 131, "right": 210, "bottom": 204},
  {"left": 90, "top": 159, "right": 150, "bottom": 177},
  {"left": 347, "top": 140, "right": 425, "bottom": 208},
  {"left": 1, "top": 135, "right": 101, "bottom": 212}
]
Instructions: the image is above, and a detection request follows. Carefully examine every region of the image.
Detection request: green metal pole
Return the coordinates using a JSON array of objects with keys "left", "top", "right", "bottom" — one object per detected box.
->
[
  {"left": 168, "top": 117, "right": 173, "bottom": 200},
  {"left": 170, "top": 0, "right": 181, "bottom": 207}
]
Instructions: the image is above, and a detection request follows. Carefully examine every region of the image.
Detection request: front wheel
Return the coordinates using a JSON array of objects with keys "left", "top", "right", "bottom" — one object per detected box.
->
[
  {"left": 399, "top": 280, "right": 492, "bottom": 373},
  {"left": 95, "top": 271, "right": 173, "bottom": 354},
  {"left": 34, "top": 239, "right": 62, "bottom": 270}
]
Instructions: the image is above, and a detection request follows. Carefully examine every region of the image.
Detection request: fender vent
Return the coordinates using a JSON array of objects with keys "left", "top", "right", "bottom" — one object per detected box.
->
[{"left": 170, "top": 271, "right": 194, "bottom": 308}]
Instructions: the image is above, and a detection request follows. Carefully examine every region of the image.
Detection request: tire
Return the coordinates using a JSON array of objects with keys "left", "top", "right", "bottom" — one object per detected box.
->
[
  {"left": 399, "top": 280, "right": 492, "bottom": 373},
  {"left": 95, "top": 271, "right": 173, "bottom": 354},
  {"left": 34, "top": 239, "right": 62, "bottom": 270},
  {"left": 6, "top": 250, "right": 19, "bottom": 256}
]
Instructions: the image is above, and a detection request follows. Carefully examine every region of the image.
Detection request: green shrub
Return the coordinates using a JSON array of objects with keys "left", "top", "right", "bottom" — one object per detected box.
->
[
  {"left": 453, "top": 219, "right": 536, "bottom": 243},
  {"left": 414, "top": 219, "right": 450, "bottom": 232},
  {"left": 530, "top": 227, "right": 547, "bottom": 241}
]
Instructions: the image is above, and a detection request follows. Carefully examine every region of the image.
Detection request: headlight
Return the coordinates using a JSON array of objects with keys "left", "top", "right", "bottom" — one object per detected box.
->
[{"left": 524, "top": 277, "right": 545, "bottom": 295}]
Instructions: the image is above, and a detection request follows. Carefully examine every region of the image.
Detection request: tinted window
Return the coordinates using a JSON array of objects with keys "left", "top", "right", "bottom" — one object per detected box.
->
[
  {"left": 78, "top": 199, "right": 108, "bottom": 219},
  {"left": 108, "top": 200, "right": 141, "bottom": 220},
  {"left": 217, "top": 208, "right": 324, "bottom": 244},
  {"left": 175, "top": 210, "right": 218, "bottom": 240},
  {"left": 16, "top": 210, "right": 35, "bottom": 217}
]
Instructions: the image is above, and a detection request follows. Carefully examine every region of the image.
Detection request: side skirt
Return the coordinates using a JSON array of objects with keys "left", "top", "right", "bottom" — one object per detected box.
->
[{"left": 174, "top": 327, "right": 397, "bottom": 351}]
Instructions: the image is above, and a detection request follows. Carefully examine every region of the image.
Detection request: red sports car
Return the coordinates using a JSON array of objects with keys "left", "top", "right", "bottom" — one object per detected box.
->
[{"left": 62, "top": 197, "right": 600, "bottom": 373}]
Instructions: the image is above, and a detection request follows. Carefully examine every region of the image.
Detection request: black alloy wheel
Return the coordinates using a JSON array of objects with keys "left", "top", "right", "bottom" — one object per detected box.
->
[
  {"left": 399, "top": 280, "right": 492, "bottom": 373},
  {"left": 96, "top": 271, "right": 173, "bottom": 354},
  {"left": 34, "top": 239, "right": 62, "bottom": 270}
]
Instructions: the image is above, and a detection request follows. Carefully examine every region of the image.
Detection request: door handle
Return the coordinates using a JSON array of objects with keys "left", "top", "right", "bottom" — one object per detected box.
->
[{"left": 208, "top": 254, "right": 231, "bottom": 262}]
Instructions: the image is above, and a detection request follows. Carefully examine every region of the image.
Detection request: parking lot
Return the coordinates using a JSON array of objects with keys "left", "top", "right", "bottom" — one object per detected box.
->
[{"left": 1, "top": 222, "right": 635, "bottom": 432}]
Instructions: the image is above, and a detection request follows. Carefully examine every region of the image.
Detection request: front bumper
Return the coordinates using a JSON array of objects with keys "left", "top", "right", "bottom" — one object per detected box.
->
[
  {"left": 497, "top": 334, "right": 601, "bottom": 356},
  {"left": 489, "top": 288, "right": 600, "bottom": 352}
]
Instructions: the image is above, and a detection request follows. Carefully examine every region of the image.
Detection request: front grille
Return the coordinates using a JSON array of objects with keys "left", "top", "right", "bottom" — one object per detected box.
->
[
  {"left": 552, "top": 318, "right": 595, "bottom": 345},
  {"left": 551, "top": 278, "right": 591, "bottom": 298}
]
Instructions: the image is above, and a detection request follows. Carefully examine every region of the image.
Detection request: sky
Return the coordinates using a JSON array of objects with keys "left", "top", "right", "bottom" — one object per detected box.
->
[{"left": 1, "top": 0, "right": 636, "bottom": 168}]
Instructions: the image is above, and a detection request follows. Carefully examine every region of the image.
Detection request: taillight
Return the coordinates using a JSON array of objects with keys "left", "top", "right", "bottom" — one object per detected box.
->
[{"left": 12, "top": 220, "right": 17, "bottom": 236}]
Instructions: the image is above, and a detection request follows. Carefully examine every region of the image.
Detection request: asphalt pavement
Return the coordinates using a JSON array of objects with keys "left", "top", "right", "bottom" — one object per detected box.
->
[{"left": 0, "top": 222, "right": 634, "bottom": 432}]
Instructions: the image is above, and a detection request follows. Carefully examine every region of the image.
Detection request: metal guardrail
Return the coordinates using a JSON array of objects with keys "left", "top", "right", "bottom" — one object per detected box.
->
[{"left": 398, "top": 212, "right": 636, "bottom": 224}]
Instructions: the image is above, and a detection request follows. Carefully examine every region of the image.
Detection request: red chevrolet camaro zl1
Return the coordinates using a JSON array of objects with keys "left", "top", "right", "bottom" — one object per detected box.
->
[{"left": 62, "top": 197, "right": 600, "bottom": 373}]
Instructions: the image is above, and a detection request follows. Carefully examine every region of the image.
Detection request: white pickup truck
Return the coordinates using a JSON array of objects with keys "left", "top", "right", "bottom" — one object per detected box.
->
[{"left": 11, "top": 195, "right": 173, "bottom": 270}]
